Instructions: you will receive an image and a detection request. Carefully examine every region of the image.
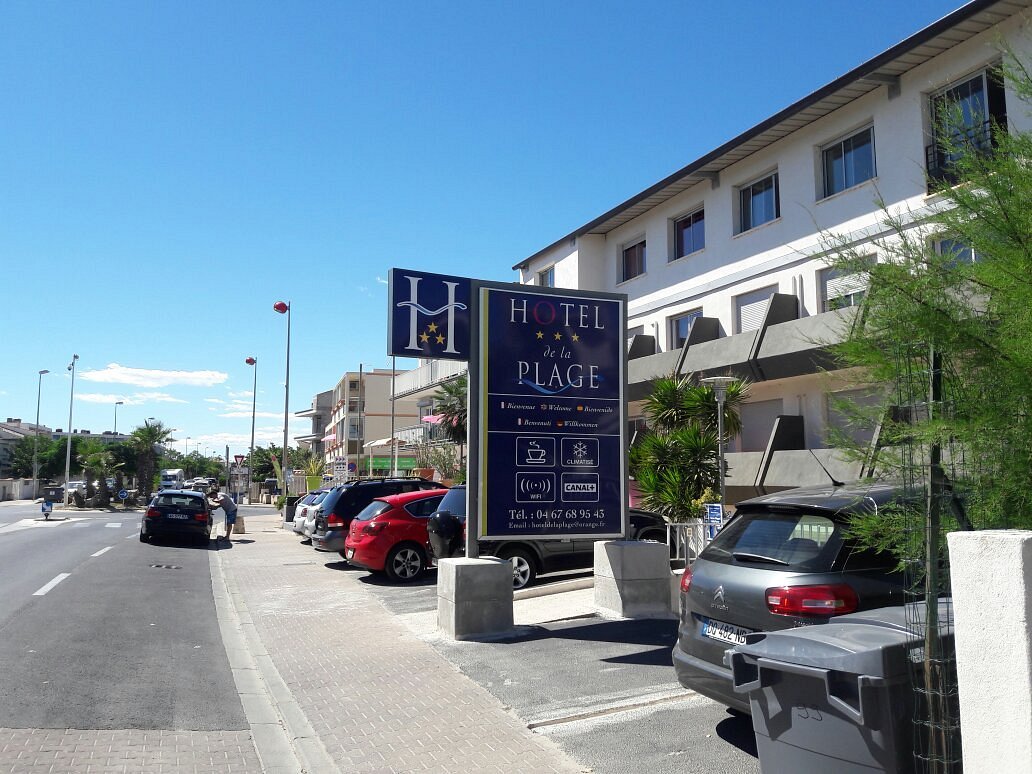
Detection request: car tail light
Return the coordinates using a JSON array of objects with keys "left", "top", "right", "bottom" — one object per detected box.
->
[
  {"left": 765, "top": 584, "right": 859, "bottom": 617},
  {"left": 362, "top": 521, "right": 387, "bottom": 535},
  {"left": 327, "top": 513, "right": 343, "bottom": 527},
  {"left": 194, "top": 512, "right": 207, "bottom": 521},
  {"left": 676, "top": 565, "right": 693, "bottom": 598},
  {"left": 146, "top": 508, "right": 161, "bottom": 519}
]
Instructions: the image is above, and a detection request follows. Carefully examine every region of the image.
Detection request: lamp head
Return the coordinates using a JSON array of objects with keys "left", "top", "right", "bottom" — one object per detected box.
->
[
  {"left": 273, "top": 301, "right": 289, "bottom": 314},
  {"left": 246, "top": 357, "right": 257, "bottom": 366}
]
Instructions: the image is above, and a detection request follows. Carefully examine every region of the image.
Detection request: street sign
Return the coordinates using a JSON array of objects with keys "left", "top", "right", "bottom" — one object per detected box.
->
[
  {"left": 234, "top": 455, "right": 245, "bottom": 464},
  {"left": 117, "top": 489, "right": 129, "bottom": 500},
  {"left": 704, "top": 503, "right": 723, "bottom": 538},
  {"left": 388, "top": 268, "right": 472, "bottom": 360},
  {"left": 476, "top": 285, "right": 626, "bottom": 540}
]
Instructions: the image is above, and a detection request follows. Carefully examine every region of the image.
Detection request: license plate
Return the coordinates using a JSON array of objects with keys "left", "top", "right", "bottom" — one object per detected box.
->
[
  {"left": 700, "top": 616, "right": 751, "bottom": 645},
  {"left": 166, "top": 513, "right": 190, "bottom": 520},
  {"left": 346, "top": 548, "right": 355, "bottom": 560}
]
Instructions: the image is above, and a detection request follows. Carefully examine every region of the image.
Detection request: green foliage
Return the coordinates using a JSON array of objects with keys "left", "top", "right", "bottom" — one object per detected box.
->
[
  {"left": 432, "top": 375, "right": 468, "bottom": 445},
  {"left": 825, "top": 54, "right": 1032, "bottom": 556},
  {"left": 129, "top": 420, "right": 174, "bottom": 500},
  {"left": 630, "top": 374, "right": 747, "bottom": 521},
  {"left": 248, "top": 445, "right": 280, "bottom": 482},
  {"left": 10, "top": 434, "right": 69, "bottom": 479}
]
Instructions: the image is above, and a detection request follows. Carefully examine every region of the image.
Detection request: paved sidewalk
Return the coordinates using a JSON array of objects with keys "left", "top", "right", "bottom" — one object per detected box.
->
[{"left": 217, "top": 514, "right": 584, "bottom": 773}]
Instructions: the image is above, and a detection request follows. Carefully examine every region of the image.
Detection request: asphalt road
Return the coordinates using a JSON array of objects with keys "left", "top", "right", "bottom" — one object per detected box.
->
[{"left": 0, "top": 505, "right": 247, "bottom": 731}]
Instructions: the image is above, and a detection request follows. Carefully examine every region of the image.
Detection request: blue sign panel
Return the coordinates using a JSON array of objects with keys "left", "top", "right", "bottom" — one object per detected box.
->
[
  {"left": 388, "top": 268, "right": 472, "bottom": 360},
  {"left": 478, "top": 286, "right": 625, "bottom": 540}
]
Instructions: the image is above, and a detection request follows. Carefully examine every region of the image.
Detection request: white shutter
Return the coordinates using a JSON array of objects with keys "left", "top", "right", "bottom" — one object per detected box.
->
[
  {"left": 822, "top": 269, "right": 866, "bottom": 309},
  {"left": 736, "top": 285, "right": 777, "bottom": 333},
  {"left": 739, "top": 399, "right": 785, "bottom": 452}
]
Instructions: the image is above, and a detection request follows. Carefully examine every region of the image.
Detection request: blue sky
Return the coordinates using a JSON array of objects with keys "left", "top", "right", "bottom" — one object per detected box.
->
[{"left": 1, "top": 0, "right": 963, "bottom": 457}]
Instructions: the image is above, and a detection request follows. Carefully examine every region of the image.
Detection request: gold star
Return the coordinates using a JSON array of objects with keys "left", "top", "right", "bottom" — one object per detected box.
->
[
  {"left": 419, "top": 332, "right": 430, "bottom": 343},
  {"left": 553, "top": 332, "right": 562, "bottom": 341},
  {"left": 427, "top": 322, "right": 438, "bottom": 333},
  {"left": 535, "top": 331, "right": 544, "bottom": 340},
  {"left": 435, "top": 334, "right": 445, "bottom": 344},
  {"left": 571, "top": 333, "right": 580, "bottom": 342}
]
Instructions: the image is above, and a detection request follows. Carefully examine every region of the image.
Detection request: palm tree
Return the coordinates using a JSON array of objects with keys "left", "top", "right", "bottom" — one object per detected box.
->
[
  {"left": 630, "top": 373, "right": 748, "bottom": 521},
  {"left": 130, "top": 420, "right": 175, "bottom": 500},
  {"left": 77, "top": 439, "right": 121, "bottom": 507},
  {"left": 432, "top": 374, "right": 467, "bottom": 445}
]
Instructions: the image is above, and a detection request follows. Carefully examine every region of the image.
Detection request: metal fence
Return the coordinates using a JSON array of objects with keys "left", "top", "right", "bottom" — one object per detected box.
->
[{"left": 666, "top": 520, "right": 715, "bottom": 566}]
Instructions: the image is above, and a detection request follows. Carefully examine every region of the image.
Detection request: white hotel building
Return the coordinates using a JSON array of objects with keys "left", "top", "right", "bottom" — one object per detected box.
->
[{"left": 512, "top": 0, "right": 1031, "bottom": 503}]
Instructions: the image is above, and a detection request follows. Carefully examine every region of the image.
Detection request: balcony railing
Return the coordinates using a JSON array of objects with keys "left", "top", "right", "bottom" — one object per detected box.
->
[
  {"left": 395, "top": 422, "right": 454, "bottom": 447},
  {"left": 392, "top": 360, "right": 467, "bottom": 398},
  {"left": 925, "top": 118, "right": 996, "bottom": 188}
]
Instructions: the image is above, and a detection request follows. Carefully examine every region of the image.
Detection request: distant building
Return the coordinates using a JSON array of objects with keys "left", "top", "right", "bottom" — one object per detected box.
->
[{"left": 0, "top": 419, "right": 52, "bottom": 478}]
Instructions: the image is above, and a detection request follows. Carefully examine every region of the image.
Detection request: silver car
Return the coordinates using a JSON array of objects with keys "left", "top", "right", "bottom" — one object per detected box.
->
[{"left": 672, "top": 481, "right": 908, "bottom": 713}]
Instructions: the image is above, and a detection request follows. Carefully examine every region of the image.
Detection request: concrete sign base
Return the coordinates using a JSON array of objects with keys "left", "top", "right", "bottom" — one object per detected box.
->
[
  {"left": 593, "top": 541, "right": 675, "bottom": 619},
  {"left": 437, "top": 558, "right": 514, "bottom": 640}
]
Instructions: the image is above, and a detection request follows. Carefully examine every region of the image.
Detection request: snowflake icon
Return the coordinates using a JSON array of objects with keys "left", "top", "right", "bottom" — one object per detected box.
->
[{"left": 573, "top": 442, "right": 588, "bottom": 458}]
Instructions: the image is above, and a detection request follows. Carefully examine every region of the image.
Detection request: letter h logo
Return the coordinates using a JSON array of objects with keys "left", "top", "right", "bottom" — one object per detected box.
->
[{"left": 388, "top": 268, "right": 471, "bottom": 360}]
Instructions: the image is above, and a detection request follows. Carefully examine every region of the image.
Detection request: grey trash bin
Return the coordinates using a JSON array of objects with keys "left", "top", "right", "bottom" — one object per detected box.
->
[{"left": 729, "top": 608, "right": 930, "bottom": 774}]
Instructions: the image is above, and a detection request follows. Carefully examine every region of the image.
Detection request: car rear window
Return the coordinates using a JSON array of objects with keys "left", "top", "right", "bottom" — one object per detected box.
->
[
  {"left": 154, "top": 494, "right": 206, "bottom": 512},
  {"left": 311, "top": 491, "right": 330, "bottom": 505},
  {"left": 701, "top": 509, "right": 844, "bottom": 571},
  {"left": 434, "top": 487, "right": 466, "bottom": 518},
  {"left": 353, "top": 501, "right": 392, "bottom": 523}
]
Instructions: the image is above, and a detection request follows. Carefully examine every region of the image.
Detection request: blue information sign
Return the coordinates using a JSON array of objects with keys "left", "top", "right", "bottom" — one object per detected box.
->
[
  {"left": 477, "top": 286, "right": 626, "bottom": 540},
  {"left": 388, "top": 268, "right": 472, "bottom": 360},
  {"left": 117, "top": 489, "right": 129, "bottom": 500}
]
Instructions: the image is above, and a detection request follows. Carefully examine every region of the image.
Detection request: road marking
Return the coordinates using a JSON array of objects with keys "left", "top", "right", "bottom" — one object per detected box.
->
[
  {"left": 105, "top": 522, "right": 121, "bottom": 528},
  {"left": 126, "top": 533, "right": 137, "bottom": 539},
  {"left": 91, "top": 546, "right": 113, "bottom": 557},
  {"left": 33, "top": 573, "right": 71, "bottom": 596}
]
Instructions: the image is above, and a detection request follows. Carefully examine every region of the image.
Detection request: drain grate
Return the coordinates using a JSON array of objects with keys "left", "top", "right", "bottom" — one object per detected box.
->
[{"left": 150, "top": 564, "right": 182, "bottom": 570}]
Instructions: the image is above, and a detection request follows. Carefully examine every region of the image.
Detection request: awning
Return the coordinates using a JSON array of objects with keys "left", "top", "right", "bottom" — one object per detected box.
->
[
  {"left": 421, "top": 415, "right": 444, "bottom": 424},
  {"left": 362, "top": 437, "right": 403, "bottom": 449},
  {"left": 321, "top": 432, "right": 337, "bottom": 442}
]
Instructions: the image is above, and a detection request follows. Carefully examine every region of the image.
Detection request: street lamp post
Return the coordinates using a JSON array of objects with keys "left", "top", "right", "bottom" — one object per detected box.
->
[
  {"left": 114, "top": 400, "right": 124, "bottom": 434},
  {"left": 33, "top": 369, "right": 49, "bottom": 499},
  {"left": 701, "top": 376, "right": 737, "bottom": 517},
  {"left": 63, "top": 355, "right": 79, "bottom": 506},
  {"left": 246, "top": 357, "right": 257, "bottom": 503},
  {"left": 184, "top": 436, "right": 191, "bottom": 455},
  {"left": 274, "top": 301, "right": 291, "bottom": 496}
]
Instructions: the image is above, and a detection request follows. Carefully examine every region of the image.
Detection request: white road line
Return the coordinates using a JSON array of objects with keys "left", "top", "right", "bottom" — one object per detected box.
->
[
  {"left": 105, "top": 522, "right": 121, "bottom": 528},
  {"left": 91, "top": 546, "right": 113, "bottom": 557},
  {"left": 33, "top": 573, "right": 71, "bottom": 596},
  {"left": 125, "top": 532, "right": 137, "bottom": 539}
]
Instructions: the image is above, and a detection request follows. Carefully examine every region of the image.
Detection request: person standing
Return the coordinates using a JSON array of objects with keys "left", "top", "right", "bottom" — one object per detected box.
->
[{"left": 207, "top": 486, "right": 238, "bottom": 542}]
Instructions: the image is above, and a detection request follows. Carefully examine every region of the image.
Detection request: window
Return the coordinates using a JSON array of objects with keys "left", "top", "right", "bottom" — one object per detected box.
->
[
  {"left": 927, "top": 69, "right": 1006, "bottom": 185},
  {"left": 669, "top": 309, "right": 702, "bottom": 349},
  {"left": 735, "top": 284, "right": 778, "bottom": 333},
  {"left": 673, "top": 209, "right": 705, "bottom": 259},
  {"left": 621, "top": 240, "right": 646, "bottom": 282},
  {"left": 538, "top": 266, "right": 555, "bottom": 287},
  {"left": 822, "top": 127, "right": 875, "bottom": 197},
  {"left": 739, "top": 173, "right": 780, "bottom": 232},
  {"left": 935, "top": 237, "right": 979, "bottom": 265},
  {"left": 820, "top": 266, "right": 868, "bottom": 312}
]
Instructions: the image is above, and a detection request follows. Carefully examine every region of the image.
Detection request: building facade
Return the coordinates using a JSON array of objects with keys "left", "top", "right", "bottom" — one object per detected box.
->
[{"left": 514, "top": 0, "right": 1032, "bottom": 502}]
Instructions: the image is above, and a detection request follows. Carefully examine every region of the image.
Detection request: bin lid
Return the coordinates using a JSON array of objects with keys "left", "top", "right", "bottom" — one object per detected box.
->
[
  {"left": 835, "top": 600, "right": 953, "bottom": 633},
  {"left": 734, "top": 620, "right": 919, "bottom": 679}
]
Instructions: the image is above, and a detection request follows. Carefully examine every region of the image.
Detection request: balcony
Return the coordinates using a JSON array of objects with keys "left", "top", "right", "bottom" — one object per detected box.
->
[
  {"left": 395, "top": 422, "right": 454, "bottom": 447},
  {"left": 392, "top": 360, "right": 467, "bottom": 399}
]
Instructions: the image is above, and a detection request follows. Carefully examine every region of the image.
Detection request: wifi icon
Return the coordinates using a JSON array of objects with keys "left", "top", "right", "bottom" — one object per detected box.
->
[{"left": 515, "top": 473, "right": 555, "bottom": 503}]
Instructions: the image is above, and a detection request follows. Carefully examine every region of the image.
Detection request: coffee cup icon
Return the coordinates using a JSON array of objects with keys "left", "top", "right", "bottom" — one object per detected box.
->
[{"left": 526, "top": 448, "right": 546, "bottom": 463}]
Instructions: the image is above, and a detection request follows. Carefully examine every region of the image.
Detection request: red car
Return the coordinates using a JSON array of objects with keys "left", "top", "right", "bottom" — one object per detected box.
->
[{"left": 344, "top": 488, "right": 449, "bottom": 582}]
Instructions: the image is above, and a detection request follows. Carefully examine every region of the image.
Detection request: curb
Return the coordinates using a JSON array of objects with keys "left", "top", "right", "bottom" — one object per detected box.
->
[{"left": 210, "top": 548, "right": 339, "bottom": 774}]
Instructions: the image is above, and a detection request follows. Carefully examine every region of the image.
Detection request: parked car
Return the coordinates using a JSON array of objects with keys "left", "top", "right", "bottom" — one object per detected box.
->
[
  {"left": 671, "top": 480, "right": 909, "bottom": 713},
  {"left": 295, "top": 490, "right": 330, "bottom": 540},
  {"left": 291, "top": 492, "right": 319, "bottom": 530},
  {"left": 344, "top": 489, "right": 450, "bottom": 581},
  {"left": 140, "top": 489, "right": 213, "bottom": 545},
  {"left": 312, "top": 478, "right": 444, "bottom": 555},
  {"left": 426, "top": 485, "right": 671, "bottom": 589}
]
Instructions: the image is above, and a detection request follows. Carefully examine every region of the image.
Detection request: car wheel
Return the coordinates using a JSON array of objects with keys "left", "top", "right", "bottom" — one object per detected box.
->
[
  {"left": 139, "top": 531, "right": 148, "bottom": 543},
  {"left": 501, "top": 548, "right": 536, "bottom": 590},
  {"left": 338, "top": 551, "right": 349, "bottom": 561},
  {"left": 385, "top": 544, "right": 426, "bottom": 582}
]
